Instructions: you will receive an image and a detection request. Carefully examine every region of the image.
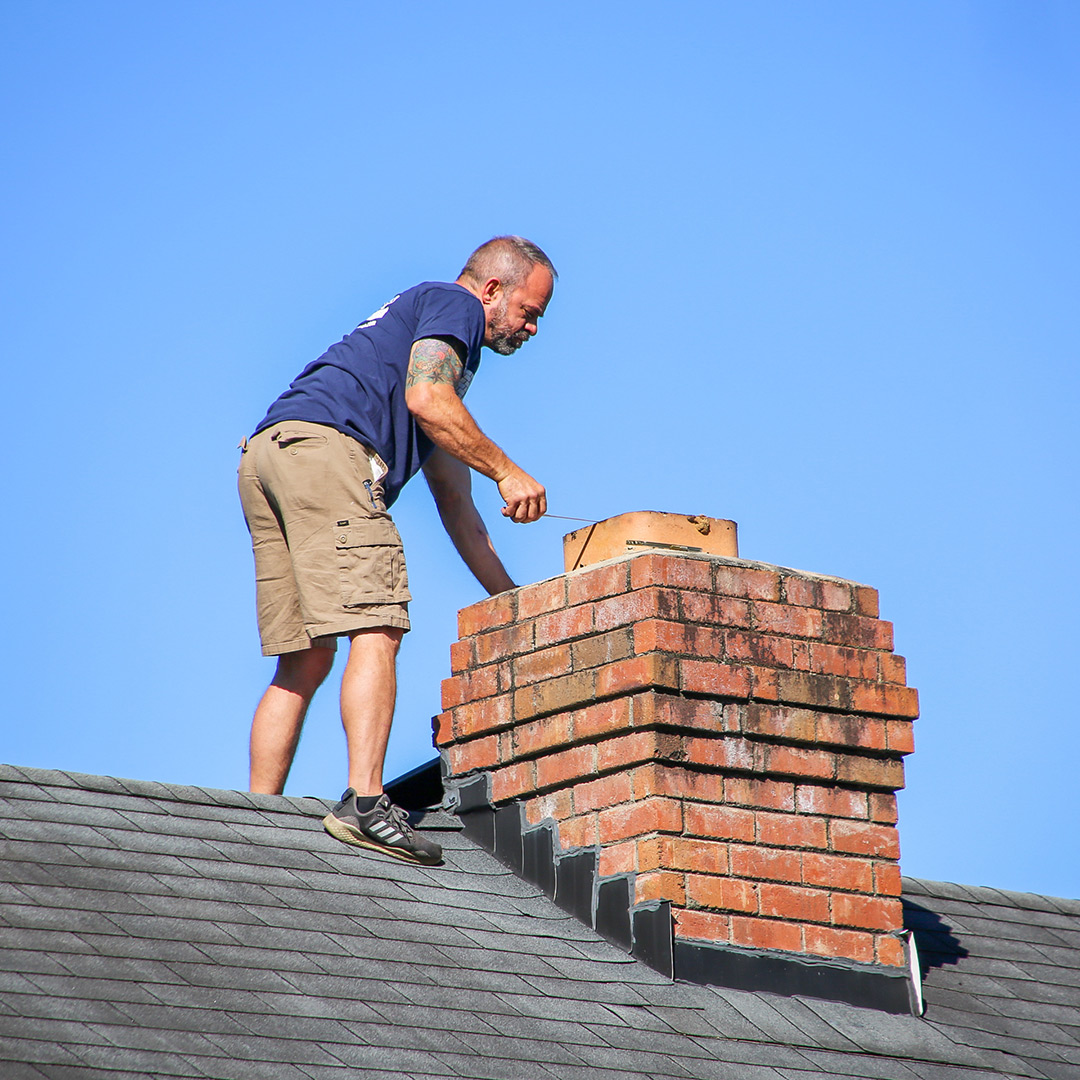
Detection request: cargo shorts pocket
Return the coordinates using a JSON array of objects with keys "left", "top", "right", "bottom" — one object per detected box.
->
[{"left": 334, "top": 517, "right": 412, "bottom": 607}]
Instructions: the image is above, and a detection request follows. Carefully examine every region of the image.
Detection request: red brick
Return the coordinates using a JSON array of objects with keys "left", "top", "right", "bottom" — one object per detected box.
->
[
  {"left": 680, "top": 593, "right": 753, "bottom": 628},
  {"left": 791, "top": 640, "right": 812, "bottom": 671},
  {"left": 868, "top": 793, "right": 898, "bottom": 824},
  {"left": 448, "top": 735, "right": 499, "bottom": 774},
  {"left": 742, "top": 704, "right": 817, "bottom": 743},
  {"left": 498, "top": 731, "right": 514, "bottom": 762},
  {"left": 722, "top": 631, "right": 795, "bottom": 669},
  {"left": 635, "top": 871, "right": 685, "bottom": 905},
  {"left": 513, "top": 670, "right": 596, "bottom": 721},
  {"left": 490, "top": 760, "right": 535, "bottom": 802},
  {"left": 684, "top": 803, "right": 755, "bottom": 842},
  {"left": 714, "top": 565, "right": 781, "bottom": 602},
  {"left": 513, "top": 644, "right": 573, "bottom": 687},
  {"left": 850, "top": 682, "right": 920, "bottom": 720},
  {"left": 633, "top": 764, "right": 723, "bottom": 802},
  {"left": 572, "top": 772, "right": 634, "bottom": 814},
  {"left": 534, "top": 604, "right": 595, "bottom": 648},
  {"left": 596, "top": 654, "right": 680, "bottom": 698},
  {"left": 641, "top": 694, "right": 730, "bottom": 734},
  {"left": 636, "top": 836, "right": 663, "bottom": 871},
  {"left": 598, "top": 797, "right": 683, "bottom": 843},
  {"left": 816, "top": 713, "right": 888, "bottom": 751},
  {"left": 686, "top": 875, "right": 757, "bottom": 913},
  {"left": 594, "top": 588, "right": 680, "bottom": 632},
  {"left": 808, "top": 643, "right": 879, "bottom": 681},
  {"left": 874, "top": 861, "right": 903, "bottom": 897},
  {"left": 876, "top": 935, "right": 906, "bottom": 966},
  {"left": 517, "top": 576, "right": 568, "bottom": 619},
  {"left": 879, "top": 653, "right": 908, "bottom": 685},
  {"left": 729, "top": 844, "right": 801, "bottom": 883},
  {"left": 855, "top": 586, "right": 880, "bottom": 618},
  {"left": 598, "top": 841, "right": 636, "bottom": 876},
  {"left": 731, "top": 916, "right": 802, "bottom": 952},
  {"left": 834, "top": 755, "right": 906, "bottom": 791},
  {"left": 473, "top": 621, "right": 535, "bottom": 666},
  {"left": 685, "top": 735, "right": 758, "bottom": 772},
  {"left": 567, "top": 561, "right": 630, "bottom": 606},
  {"left": 833, "top": 894, "right": 903, "bottom": 932},
  {"left": 753, "top": 602, "right": 823, "bottom": 639},
  {"left": 801, "top": 852, "right": 874, "bottom": 893},
  {"left": 756, "top": 811, "right": 828, "bottom": 850},
  {"left": 596, "top": 730, "right": 664, "bottom": 772},
  {"left": 830, "top": 820, "right": 901, "bottom": 859},
  {"left": 432, "top": 711, "right": 453, "bottom": 746},
  {"left": 667, "top": 837, "right": 730, "bottom": 875},
  {"left": 524, "top": 789, "right": 572, "bottom": 824},
  {"left": 450, "top": 639, "right": 474, "bottom": 673},
  {"left": 451, "top": 695, "right": 513, "bottom": 739},
  {"left": 630, "top": 553, "right": 714, "bottom": 592},
  {"left": 573, "top": 697, "right": 634, "bottom": 740},
  {"left": 762, "top": 744, "right": 835, "bottom": 781},
  {"left": 821, "top": 581, "right": 854, "bottom": 612},
  {"left": 758, "top": 882, "right": 831, "bottom": 923},
  {"left": 570, "top": 629, "right": 633, "bottom": 670},
  {"left": 458, "top": 592, "right": 515, "bottom": 637},
  {"left": 674, "top": 908, "right": 732, "bottom": 941},
  {"left": 886, "top": 720, "right": 915, "bottom": 754},
  {"left": 441, "top": 665, "right": 500, "bottom": 709},
  {"left": 782, "top": 577, "right": 820, "bottom": 608},
  {"left": 803, "top": 924, "right": 874, "bottom": 963},
  {"left": 724, "top": 776, "right": 795, "bottom": 811},
  {"left": 558, "top": 814, "right": 598, "bottom": 849},
  {"left": 795, "top": 785, "right": 868, "bottom": 820},
  {"left": 680, "top": 660, "right": 752, "bottom": 698},
  {"left": 535, "top": 744, "right": 596, "bottom": 789},
  {"left": 822, "top": 612, "right": 893, "bottom": 650},
  {"left": 633, "top": 620, "right": 720, "bottom": 657},
  {"left": 749, "top": 667, "right": 779, "bottom": 700},
  {"left": 513, "top": 712, "right": 574, "bottom": 758},
  {"left": 775, "top": 671, "right": 851, "bottom": 712}
]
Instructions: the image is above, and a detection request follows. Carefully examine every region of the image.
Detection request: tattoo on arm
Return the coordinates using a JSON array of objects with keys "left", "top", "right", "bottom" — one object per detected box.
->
[{"left": 406, "top": 336, "right": 464, "bottom": 390}]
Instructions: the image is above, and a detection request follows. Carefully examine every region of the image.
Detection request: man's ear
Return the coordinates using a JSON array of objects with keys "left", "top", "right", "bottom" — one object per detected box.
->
[{"left": 479, "top": 277, "right": 503, "bottom": 305}]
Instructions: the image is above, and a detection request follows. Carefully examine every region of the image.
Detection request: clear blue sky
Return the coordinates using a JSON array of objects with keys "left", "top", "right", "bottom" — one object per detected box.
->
[{"left": 3, "top": 2, "right": 1077, "bottom": 899}]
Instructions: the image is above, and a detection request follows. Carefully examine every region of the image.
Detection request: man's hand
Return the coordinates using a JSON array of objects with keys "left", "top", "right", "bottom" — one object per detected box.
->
[{"left": 497, "top": 467, "right": 546, "bottom": 523}]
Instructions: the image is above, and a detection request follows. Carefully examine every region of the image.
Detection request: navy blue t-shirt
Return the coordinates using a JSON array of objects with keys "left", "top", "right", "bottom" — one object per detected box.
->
[{"left": 255, "top": 282, "right": 485, "bottom": 507}]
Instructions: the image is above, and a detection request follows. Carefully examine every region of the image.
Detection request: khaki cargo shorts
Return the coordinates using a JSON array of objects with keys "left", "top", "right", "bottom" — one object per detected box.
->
[{"left": 237, "top": 420, "right": 411, "bottom": 656}]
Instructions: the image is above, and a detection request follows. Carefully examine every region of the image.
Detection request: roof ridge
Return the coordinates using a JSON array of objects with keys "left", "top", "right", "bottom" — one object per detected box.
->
[{"left": 902, "top": 874, "right": 1080, "bottom": 912}]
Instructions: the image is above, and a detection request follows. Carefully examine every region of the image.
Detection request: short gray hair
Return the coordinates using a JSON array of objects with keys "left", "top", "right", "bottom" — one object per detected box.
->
[{"left": 459, "top": 236, "right": 558, "bottom": 291}]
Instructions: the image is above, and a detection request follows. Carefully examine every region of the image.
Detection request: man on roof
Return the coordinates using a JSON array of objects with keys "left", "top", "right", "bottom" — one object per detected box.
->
[{"left": 238, "top": 236, "right": 556, "bottom": 865}]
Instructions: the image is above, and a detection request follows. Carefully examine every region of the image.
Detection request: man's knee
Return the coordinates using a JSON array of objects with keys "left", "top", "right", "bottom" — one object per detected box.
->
[
  {"left": 346, "top": 626, "right": 404, "bottom": 659},
  {"left": 273, "top": 646, "right": 335, "bottom": 694}
]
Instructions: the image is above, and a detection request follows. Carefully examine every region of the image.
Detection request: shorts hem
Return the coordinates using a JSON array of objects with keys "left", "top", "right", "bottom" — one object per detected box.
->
[
  {"left": 261, "top": 634, "right": 339, "bottom": 657},
  {"left": 310, "top": 613, "right": 411, "bottom": 636}
]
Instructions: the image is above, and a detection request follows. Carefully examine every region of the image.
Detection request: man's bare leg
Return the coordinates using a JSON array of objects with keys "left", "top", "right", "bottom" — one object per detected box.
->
[
  {"left": 340, "top": 627, "right": 404, "bottom": 796},
  {"left": 249, "top": 647, "right": 335, "bottom": 794}
]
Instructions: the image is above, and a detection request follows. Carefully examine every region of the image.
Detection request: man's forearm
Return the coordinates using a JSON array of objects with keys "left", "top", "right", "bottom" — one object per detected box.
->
[
  {"left": 406, "top": 383, "right": 514, "bottom": 481},
  {"left": 435, "top": 495, "right": 515, "bottom": 595}
]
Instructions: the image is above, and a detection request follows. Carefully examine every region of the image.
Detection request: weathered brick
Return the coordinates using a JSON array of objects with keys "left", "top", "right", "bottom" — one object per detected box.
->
[
  {"left": 762, "top": 743, "right": 836, "bottom": 781},
  {"left": 633, "top": 764, "right": 723, "bottom": 803},
  {"left": 879, "top": 653, "right": 908, "bottom": 685},
  {"left": 775, "top": 671, "right": 851, "bottom": 712},
  {"left": 458, "top": 592, "right": 515, "bottom": 637},
  {"left": 674, "top": 908, "right": 733, "bottom": 941},
  {"left": 722, "top": 631, "right": 795, "bottom": 669},
  {"left": 873, "top": 860, "right": 903, "bottom": 897},
  {"left": 596, "top": 730, "right": 665, "bottom": 772},
  {"left": 868, "top": 792, "right": 898, "bottom": 824},
  {"left": 594, "top": 588, "right": 680, "bottom": 632},
  {"left": 534, "top": 604, "right": 596, "bottom": 648},
  {"left": 630, "top": 553, "right": 714, "bottom": 592},
  {"left": 597, "top": 840, "right": 636, "bottom": 876},
  {"left": 714, "top": 565, "right": 781, "bottom": 602},
  {"left": 432, "top": 711, "right": 453, "bottom": 746},
  {"left": 886, "top": 720, "right": 916, "bottom": 754},
  {"left": 448, "top": 735, "right": 499, "bottom": 774},
  {"left": 808, "top": 643, "right": 879, "bottom": 682},
  {"left": 633, "top": 620, "right": 722, "bottom": 657},
  {"left": 490, "top": 760, "right": 535, "bottom": 802},
  {"left": 801, "top": 851, "right": 874, "bottom": 893},
  {"left": 850, "top": 682, "right": 920, "bottom": 720},
  {"left": 558, "top": 813, "right": 598, "bottom": 849},
  {"left": 729, "top": 844, "right": 801, "bottom": 883},
  {"left": 815, "top": 713, "right": 888, "bottom": 751},
  {"left": 640, "top": 694, "right": 730, "bottom": 734},
  {"left": 832, "top": 893, "right": 903, "bottom": 932},
  {"left": 572, "top": 697, "right": 634, "bottom": 740},
  {"left": 731, "top": 915, "right": 802, "bottom": 952},
  {"left": 833, "top": 755, "right": 906, "bottom": 791},
  {"left": 513, "top": 712, "right": 574, "bottom": 758},
  {"left": 666, "top": 837, "right": 730, "bottom": 875},
  {"left": 782, "top": 577, "right": 821, "bottom": 608},
  {"left": 753, "top": 602, "right": 823, "bottom": 639},
  {"left": 876, "top": 934, "right": 906, "bottom": 967},
  {"left": 598, "top": 797, "right": 683, "bottom": 843},
  {"left": 524, "top": 789, "right": 573, "bottom": 825},
  {"left": 596, "top": 653, "right": 680, "bottom": 698},
  {"left": 742, "top": 704, "right": 817, "bottom": 743},
  {"left": 680, "top": 592, "right": 753, "bottom": 628},
  {"left": 855, "top": 586, "right": 880, "bottom": 618},
  {"left": 724, "top": 776, "right": 795, "bottom": 811},
  {"left": 685, "top": 735, "right": 759, "bottom": 772},
  {"left": 535, "top": 743, "right": 597, "bottom": 789},
  {"left": 680, "top": 659, "right": 752, "bottom": 698},
  {"left": 450, "top": 638, "right": 474, "bottom": 673},
  {"left": 473, "top": 621, "right": 535, "bottom": 666},
  {"left": 513, "top": 643, "right": 573, "bottom": 687},
  {"left": 804, "top": 924, "right": 874, "bottom": 963},
  {"left": 570, "top": 628, "right": 633, "bottom": 671},
  {"left": 830, "top": 819, "right": 901, "bottom": 859},
  {"left": 756, "top": 811, "right": 828, "bottom": 851},
  {"left": 517, "top": 576, "right": 568, "bottom": 619},
  {"left": 795, "top": 784, "right": 868, "bottom": 820},
  {"left": 513, "top": 670, "right": 596, "bottom": 721},
  {"left": 684, "top": 802, "right": 755, "bottom": 842},
  {"left": 822, "top": 611, "right": 893, "bottom": 650},
  {"left": 635, "top": 871, "right": 685, "bottom": 906},
  {"left": 572, "top": 772, "right": 634, "bottom": 814},
  {"left": 686, "top": 875, "right": 757, "bottom": 914},
  {"left": 567, "top": 561, "right": 630, "bottom": 606},
  {"left": 759, "top": 882, "right": 830, "bottom": 923},
  {"left": 820, "top": 581, "right": 854, "bottom": 612},
  {"left": 452, "top": 694, "right": 513, "bottom": 738},
  {"left": 441, "top": 664, "right": 500, "bottom": 709}
]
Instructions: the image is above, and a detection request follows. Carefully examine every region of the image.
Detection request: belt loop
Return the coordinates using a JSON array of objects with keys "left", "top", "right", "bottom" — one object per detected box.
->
[{"left": 237, "top": 436, "right": 249, "bottom": 452}]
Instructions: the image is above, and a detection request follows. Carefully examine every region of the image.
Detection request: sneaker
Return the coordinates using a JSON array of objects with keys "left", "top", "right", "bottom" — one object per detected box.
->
[{"left": 323, "top": 790, "right": 443, "bottom": 865}]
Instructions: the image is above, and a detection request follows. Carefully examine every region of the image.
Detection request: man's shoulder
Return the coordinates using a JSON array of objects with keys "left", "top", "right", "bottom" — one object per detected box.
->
[{"left": 402, "top": 280, "right": 482, "bottom": 308}]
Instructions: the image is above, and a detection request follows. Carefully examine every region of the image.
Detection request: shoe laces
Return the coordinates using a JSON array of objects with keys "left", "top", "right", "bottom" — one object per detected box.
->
[{"left": 382, "top": 798, "right": 414, "bottom": 837}]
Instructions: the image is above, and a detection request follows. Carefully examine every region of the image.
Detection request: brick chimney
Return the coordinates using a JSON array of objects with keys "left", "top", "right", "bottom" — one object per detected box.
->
[{"left": 435, "top": 524, "right": 918, "bottom": 1012}]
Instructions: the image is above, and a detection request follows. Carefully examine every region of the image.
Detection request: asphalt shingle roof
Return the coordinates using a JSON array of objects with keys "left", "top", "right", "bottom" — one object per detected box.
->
[{"left": 1, "top": 763, "right": 1077, "bottom": 1080}]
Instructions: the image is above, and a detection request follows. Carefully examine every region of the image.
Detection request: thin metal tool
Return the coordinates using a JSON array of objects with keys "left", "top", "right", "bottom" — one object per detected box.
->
[{"left": 543, "top": 513, "right": 600, "bottom": 524}]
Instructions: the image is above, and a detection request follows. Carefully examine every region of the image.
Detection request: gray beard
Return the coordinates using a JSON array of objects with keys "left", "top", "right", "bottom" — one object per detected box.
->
[{"left": 487, "top": 299, "right": 529, "bottom": 355}]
